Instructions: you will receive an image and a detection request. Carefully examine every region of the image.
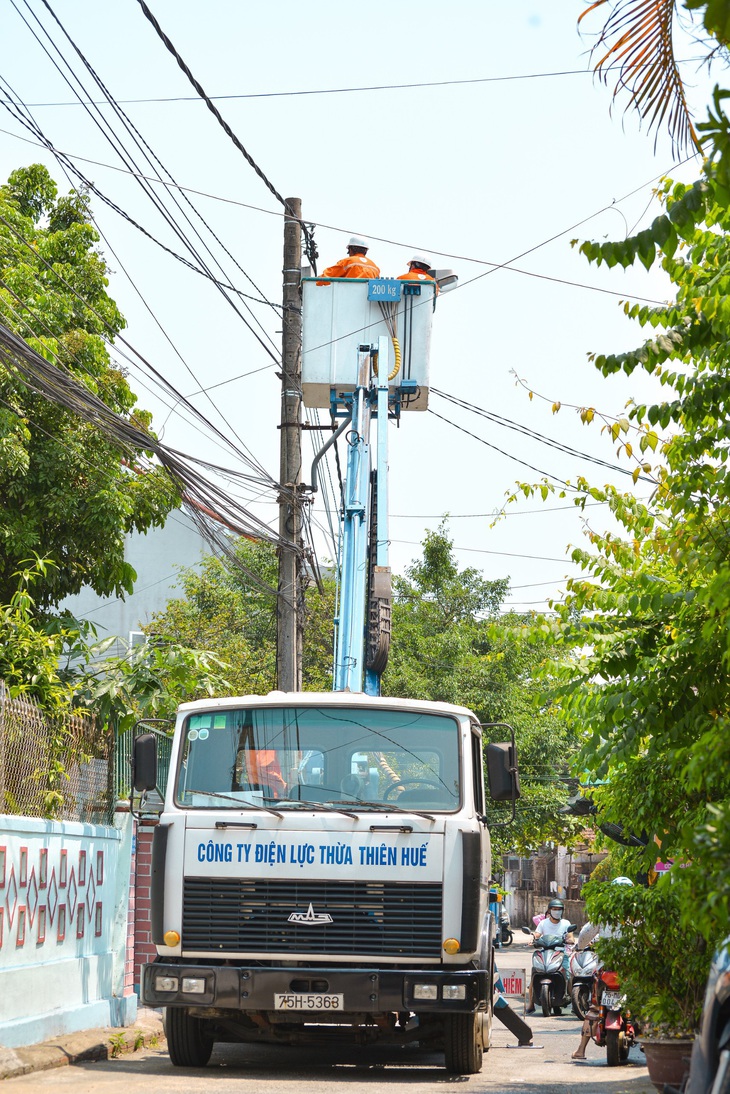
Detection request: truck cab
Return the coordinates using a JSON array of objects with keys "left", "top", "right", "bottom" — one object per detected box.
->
[{"left": 137, "top": 691, "right": 518, "bottom": 1074}]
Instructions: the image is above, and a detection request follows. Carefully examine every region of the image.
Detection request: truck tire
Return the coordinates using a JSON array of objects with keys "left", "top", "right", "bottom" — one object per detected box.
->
[
  {"left": 166, "top": 1007, "right": 214, "bottom": 1068},
  {"left": 444, "top": 1012, "right": 484, "bottom": 1074}
]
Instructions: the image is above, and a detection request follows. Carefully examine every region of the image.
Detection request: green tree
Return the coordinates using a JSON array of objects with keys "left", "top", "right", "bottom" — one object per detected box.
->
[
  {"left": 0, "top": 164, "right": 177, "bottom": 608},
  {"left": 146, "top": 538, "right": 336, "bottom": 695},
  {"left": 384, "top": 525, "right": 582, "bottom": 853},
  {"left": 521, "top": 162, "right": 730, "bottom": 942}
]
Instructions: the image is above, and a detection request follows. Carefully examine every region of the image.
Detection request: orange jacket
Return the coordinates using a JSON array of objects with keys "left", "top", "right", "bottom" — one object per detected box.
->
[
  {"left": 322, "top": 253, "right": 381, "bottom": 279},
  {"left": 397, "top": 269, "right": 438, "bottom": 293}
]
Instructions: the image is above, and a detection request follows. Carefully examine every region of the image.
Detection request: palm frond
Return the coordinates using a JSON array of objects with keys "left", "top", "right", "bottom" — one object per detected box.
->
[{"left": 579, "top": 0, "right": 700, "bottom": 155}]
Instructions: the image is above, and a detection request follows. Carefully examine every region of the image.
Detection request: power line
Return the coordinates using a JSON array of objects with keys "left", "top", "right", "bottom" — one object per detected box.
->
[
  {"left": 391, "top": 540, "right": 575, "bottom": 564},
  {"left": 432, "top": 388, "right": 656, "bottom": 484},
  {"left": 8, "top": 59, "right": 703, "bottom": 107},
  {"left": 11, "top": 0, "right": 284, "bottom": 367},
  {"left": 0, "top": 209, "right": 285, "bottom": 498},
  {"left": 134, "top": 0, "right": 317, "bottom": 270},
  {"left": 0, "top": 121, "right": 690, "bottom": 312}
]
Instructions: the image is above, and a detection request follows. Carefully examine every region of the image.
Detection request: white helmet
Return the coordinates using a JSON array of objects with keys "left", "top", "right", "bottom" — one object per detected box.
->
[
  {"left": 612, "top": 876, "right": 634, "bottom": 886},
  {"left": 347, "top": 235, "right": 368, "bottom": 251},
  {"left": 409, "top": 253, "right": 432, "bottom": 268}
]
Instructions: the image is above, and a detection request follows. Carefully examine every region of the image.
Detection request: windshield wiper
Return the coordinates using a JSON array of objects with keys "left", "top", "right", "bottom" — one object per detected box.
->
[
  {"left": 262, "top": 795, "right": 359, "bottom": 820},
  {"left": 183, "top": 788, "right": 283, "bottom": 819},
  {"left": 325, "top": 800, "right": 436, "bottom": 822}
]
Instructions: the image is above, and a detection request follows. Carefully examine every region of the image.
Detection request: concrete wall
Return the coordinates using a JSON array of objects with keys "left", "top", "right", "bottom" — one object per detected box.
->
[
  {"left": 0, "top": 812, "right": 137, "bottom": 1048},
  {"left": 506, "top": 889, "right": 586, "bottom": 934}
]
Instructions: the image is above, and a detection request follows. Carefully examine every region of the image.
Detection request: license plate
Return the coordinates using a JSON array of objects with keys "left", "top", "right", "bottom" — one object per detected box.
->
[
  {"left": 274, "top": 993, "right": 344, "bottom": 1011},
  {"left": 602, "top": 990, "right": 623, "bottom": 1009}
]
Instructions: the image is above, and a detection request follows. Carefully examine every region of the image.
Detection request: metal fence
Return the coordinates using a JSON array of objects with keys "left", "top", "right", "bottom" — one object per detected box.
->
[
  {"left": 0, "top": 683, "right": 175, "bottom": 823},
  {"left": 114, "top": 724, "right": 173, "bottom": 802},
  {"left": 0, "top": 680, "right": 113, "bottom": 824}
]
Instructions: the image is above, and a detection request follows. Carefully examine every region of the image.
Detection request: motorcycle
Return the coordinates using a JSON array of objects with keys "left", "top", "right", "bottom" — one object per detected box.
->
[
  {"left": 499, "top": 907, "right": 513, "bottom": 947},
  {"left": 570, "top": 945, "right": 601, "bottom": 1020},
  {"left": 521, "top": 925, "right": 576, "bottom": 1017},
  {"left": 591, "top": 967, "right": 639, "bottom": 1066}
]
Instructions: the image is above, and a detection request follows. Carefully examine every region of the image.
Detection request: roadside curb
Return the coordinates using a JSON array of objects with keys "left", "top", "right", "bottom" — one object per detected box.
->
[{"left": 0, "top": 1010, "right": 164, "bottom": 1081}]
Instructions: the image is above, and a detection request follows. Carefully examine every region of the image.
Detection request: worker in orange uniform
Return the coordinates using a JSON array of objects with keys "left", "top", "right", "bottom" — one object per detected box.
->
[
  {"left": 246, "top": 750, "right": 287, "bottom": 798},
  {"left": 398, "top": 253, "right": 438, "bottom": 292},
  {"left": 321, "top": 236, "right": 380, "bottom": 279}
]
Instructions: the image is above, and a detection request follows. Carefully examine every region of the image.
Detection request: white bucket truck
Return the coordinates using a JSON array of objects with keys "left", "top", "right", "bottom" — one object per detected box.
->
[{"left": 135, "top": 690, "right": 518, "bottom": 1073}]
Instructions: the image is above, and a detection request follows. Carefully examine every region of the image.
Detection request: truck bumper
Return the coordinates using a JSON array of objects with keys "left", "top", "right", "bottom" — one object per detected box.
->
[{"left": 141, "top": 961, "right": 488, "bottom": 1014}]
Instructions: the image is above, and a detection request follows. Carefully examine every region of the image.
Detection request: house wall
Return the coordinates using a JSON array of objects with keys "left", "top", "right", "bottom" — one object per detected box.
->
[
  {"left": 60, "top": 508, "right": 213, "bottom": 656},
  {"left": 0, "top": 812, "right": 137, "bottom": 1048}
]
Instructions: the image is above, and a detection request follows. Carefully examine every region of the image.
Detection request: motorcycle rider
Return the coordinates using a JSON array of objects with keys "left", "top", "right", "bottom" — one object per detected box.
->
[{"left": 526, "top": 899, "right": 574, "bottom": 1013}]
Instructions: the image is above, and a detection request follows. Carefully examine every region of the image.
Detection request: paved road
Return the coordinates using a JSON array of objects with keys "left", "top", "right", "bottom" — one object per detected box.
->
[{"left": 5, "top": 945, "right": 656, "bottom": 1094}]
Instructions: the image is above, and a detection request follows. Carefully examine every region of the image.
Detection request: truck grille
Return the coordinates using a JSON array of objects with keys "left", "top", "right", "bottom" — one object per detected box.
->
[{"left": 182, "top": 877, "right": 443, "bottom": 958}]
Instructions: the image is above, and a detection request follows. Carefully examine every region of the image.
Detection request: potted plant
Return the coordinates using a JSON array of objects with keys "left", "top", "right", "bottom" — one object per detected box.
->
[{"left": 584, "top": 876, "right": 711, "bottom": 1091}]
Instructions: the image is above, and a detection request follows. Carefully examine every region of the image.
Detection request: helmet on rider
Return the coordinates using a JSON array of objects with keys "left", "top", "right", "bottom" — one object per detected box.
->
[
  {"left": 612, "top": 876, "right": 634, "bottom": 886},
  {"left": 547, "top": 898, "right": 565, "bottom": 921}
]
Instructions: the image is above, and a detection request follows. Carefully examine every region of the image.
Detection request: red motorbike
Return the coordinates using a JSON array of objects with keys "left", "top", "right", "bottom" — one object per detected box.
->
[{"left": 591, "top": 968, "right": 639, "bottom": 1066}]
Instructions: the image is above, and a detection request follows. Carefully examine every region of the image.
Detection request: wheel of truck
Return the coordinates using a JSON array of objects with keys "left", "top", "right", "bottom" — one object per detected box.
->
[
  {"left": 540, "top": 983, "right": 552, "bottom": 1018},
  {"left": 444, "top": 1012, "right": 485, "bottom": 1074},
  {"left": 571, "top": 983, "right": 590, "bottom": 1020},
  {"left": 605, "top": 1029, "right": 629, "bottom": 1067},
  {"left": 165, "top": 1007, "right": 214, "bottom": 1067}
]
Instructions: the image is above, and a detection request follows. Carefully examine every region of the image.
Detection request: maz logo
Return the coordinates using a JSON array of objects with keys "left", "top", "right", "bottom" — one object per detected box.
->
[{"left": 287, "top": 902, "right": 333, "bottom": 924}]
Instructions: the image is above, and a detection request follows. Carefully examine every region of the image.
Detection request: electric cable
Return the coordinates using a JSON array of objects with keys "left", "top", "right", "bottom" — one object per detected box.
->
[
  {"left": 7, "top": 1, "right": 284, "bottom": 370},
  {"left": 0, "top": 207, "right": 283, "bottom": 492},
  {"left": 134, "top": 0, "right": 318, "bottom": 270},
  {"left": 24, "top": 0, "right": 283, "bottom": 346},
  {"left": 8, "top": 58, "right": 705, "bottom": 106},
  {"left": 0, "top": 321, "right": 303, "bottom": 600},
  {"left": 432, "top": 387, "right": 656, "bottom": 484}
]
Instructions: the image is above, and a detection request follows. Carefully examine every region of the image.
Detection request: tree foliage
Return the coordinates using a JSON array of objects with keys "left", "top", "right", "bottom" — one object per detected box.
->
[
  {"left": 525, "top": 161, "right": 730, "bottom": 945},
  {"left": 146, "top": 538, "right": 337, "bottom": 696},
  {"left": 0, "top": 164, "right": 178, "bottom": 608},
  {"left": 383, "top": 525, "right": 582, "bottom": 853}
]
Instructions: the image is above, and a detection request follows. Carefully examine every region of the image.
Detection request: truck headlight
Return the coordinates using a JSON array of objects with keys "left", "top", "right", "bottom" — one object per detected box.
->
[
  {"left": 182, "top": 977, "right": 207, "bottom": 995},
  {"left": 443, "top": 984, "right": 467, "bottom": 1000},
  {"left": 413, "top": 984, "right": 438, "bottom": 1000},
  {"left": 154, "top": 975, "right": 179, "bottom": 993}
]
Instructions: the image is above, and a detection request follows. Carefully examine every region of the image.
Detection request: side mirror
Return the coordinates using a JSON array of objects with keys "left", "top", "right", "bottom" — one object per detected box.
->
[
  {"left": 486, "top": 742, "right": 520, "bottom": 802},
  {"left": 132, "top": 732, "right": 158, "bottom": 792},
  {"left": 568, "top": 923, "right": 578, "bottom": 933},
  {"left": 520, "top": 926, "right": 532, "bottom": 935}
]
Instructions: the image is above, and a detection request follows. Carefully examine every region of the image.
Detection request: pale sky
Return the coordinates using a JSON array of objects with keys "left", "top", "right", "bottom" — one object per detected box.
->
[{"left": 0, "top": 1, "right": 715, "bottom": 613}]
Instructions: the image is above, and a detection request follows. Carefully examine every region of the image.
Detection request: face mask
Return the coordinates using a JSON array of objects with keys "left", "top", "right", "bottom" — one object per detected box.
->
[{"left": 550, "top": 910, "right": 562, "bottom": 920}]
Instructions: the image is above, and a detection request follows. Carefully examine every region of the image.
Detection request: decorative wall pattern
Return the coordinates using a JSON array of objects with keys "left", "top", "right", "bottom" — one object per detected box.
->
[
  {"left": 0, "top": 819, "right": 121, "bottom": 972},
  {"left": 0, "top": 842, "right": 107, "bottom": 952}
]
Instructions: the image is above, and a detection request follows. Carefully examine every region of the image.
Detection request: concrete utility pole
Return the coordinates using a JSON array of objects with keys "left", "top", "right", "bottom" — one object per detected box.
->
[{"left": 276, "top": 198, "right": 303, "bottom": 692}]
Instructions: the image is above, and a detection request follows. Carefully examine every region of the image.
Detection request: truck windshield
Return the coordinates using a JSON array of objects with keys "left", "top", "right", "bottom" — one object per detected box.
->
[{"left": 175, "top": 706, "right": 461, "bottom": 811}]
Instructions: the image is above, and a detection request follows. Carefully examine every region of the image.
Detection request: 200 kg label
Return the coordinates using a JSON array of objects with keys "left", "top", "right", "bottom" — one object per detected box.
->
[{"left": 274, "top": 993, "right": 344, "bottom": 1011}]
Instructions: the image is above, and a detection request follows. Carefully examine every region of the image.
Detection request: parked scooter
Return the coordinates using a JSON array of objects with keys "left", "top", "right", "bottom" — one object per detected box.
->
[
  {"left": 591, "top": 967, "right": 639, "bottom": 1066},
  {"left": 570, "top": 945, "right": 601, "bottom": 1020},
  {"left": 499, "top": 907, "right": 513, "bottom": 947},
  {"left": 521, "top": 925, "right": 576, "bottom": 1017}
]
